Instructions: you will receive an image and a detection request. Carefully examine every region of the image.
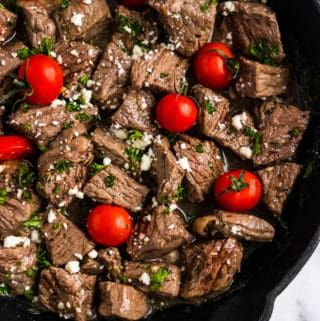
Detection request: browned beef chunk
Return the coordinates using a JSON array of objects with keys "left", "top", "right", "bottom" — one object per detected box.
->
[
  {"left": 98, "top": 282, "right": 150, "bottom": 321},
  {"left": 112, "top": 89, "right": 156, "bottom": 133},
  {"left": 41, "top": 209, "right": 94, "bottom": 266},
  {"left": 131, "top": 46, "right": 189, "bottom": 94},
  {"left": 81, "top": 258, "right": 102, "bottom": 275},
  {"left": 180, "top": 238, "right": 243, "bottom": 299},
  {"left": 193, "top": 211, "right": 275, "bottom": 242},
  {"left": 123, "top": 262, "right": 181, "bottom": 298},
  {"left": 152, "top": 136, "right": 185, "bottom": 203},
  {"left": 174, "top": 135, "right": 223, "bottom": 203},
  {"left": 53, "top": 0, "right": 111, "bottom": 41},
  {"left": 84, "top": 165, "right": 149, "bottom": 212},
  {"left": 99, "top": 248, "right": 123, "bottom": 280},
  {"left": 18, "top": 0, "right": 56, "bottom": 48},
  {"left": 148, "top": 0, "right": 217, "bottom": 57},
  {"left": 0, "top": 6, "right": 17, "bottom": 44},
  {"left": 253, "top": 100, "right": 310, "bottom": 166},
  {"left": 127, "top": 206, "right": 193, "bottom": 260},
  {"left": 93, "top": 42, "right": 132, "bottom": 109},
  {"left": 9, "top": 102, "right": 98, "bottom": 147},
  {"left": 91, "top": 127, "right": 129, "bottom": 167},
  {"left": 0, "top": 243, "right": 37, "bottom": 295},
  {"left": 55, "top": 41, "right": 101, "bottom": 95},
  {"left": 37, "top": 123, "right": 94, "bottom": 207},
  {"left": 39, "top": 267, "right": 96, "bottom": 321},
  {"left": 236, "top": 57, "right": 290, "bottom": 98},
  {"left": 257, "top": 162, "right": 302, "bottom": 215}
]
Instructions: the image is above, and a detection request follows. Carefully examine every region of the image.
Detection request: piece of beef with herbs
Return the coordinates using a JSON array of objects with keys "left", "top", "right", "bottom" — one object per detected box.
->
[
  {"left": 84, "top": 165, "right": 149, "bottom": 212},
  {"left": 257, "top": 162, "right": 302, "bottom": 216},
  {"left": 235, "top": 57, "right": 290, "bottom": 98},
  {"left": 253, "top": 100, "right": 310, "bottom": 166},
  {"left": 98, "top": 281, "right": 150, "bottom": 321},
  {"left": 112, "top": 89, "right": 156, "bottom": 134},
  {"left": 148, "top": 0, "right": 217, "bottom": 57},
  {"left": 0, "top": 5, "right": 17, "bottom": 44},
  {"left": 127, "top": 206, "right": 193, "bottom": 260},
  {"left": 53, "top": 0, "right": 111, "bottom": 42},
  {"left": 123, "top": 262, "right": 181, "bottom": 298},
  {"left": 98, "top": 248, "right": 123, "bottom": 280},
  {"left": 93, "top": 42, "right": 132, "bottom": 109},
  {"left": 174, "top": 135, "right": 224, "bottom": 203},
  {"left": 41, "top": 209, "right": 94, "bottom": 266},
  {"left": 152, "top": 135, "right": 185, "bottom": 203},
  {"left": 180, "top": 238, "right": 243, "bottom": 299},
  {"left": 18, "top": 0, "right": 56, "bottom": 48},
  {"left": 131, "top": 46, "right": 189, "bottom": 94},
  {"left": 39, "top": 267, "right": 96, "bottom": 321},
  {"left": 0, "top": 243, "right": 37, "bottom": 296},
  {"left": 37, "top": 123, "right": 94, "bottom": 207}
]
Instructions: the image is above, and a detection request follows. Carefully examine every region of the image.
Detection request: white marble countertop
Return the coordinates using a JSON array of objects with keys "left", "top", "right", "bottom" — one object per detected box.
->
[{"left": 270, "top": 243, "right": 320, "bottom": 321}]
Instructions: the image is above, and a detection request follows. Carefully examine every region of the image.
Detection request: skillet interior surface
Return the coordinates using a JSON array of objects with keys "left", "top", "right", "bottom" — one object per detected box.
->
[{"left": 1, "top": 0, "right": 320, "bottom": 320}]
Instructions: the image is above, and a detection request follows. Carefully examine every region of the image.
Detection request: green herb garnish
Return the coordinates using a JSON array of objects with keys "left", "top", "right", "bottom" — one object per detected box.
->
[
  {"left": 54, "top": 159, "right": 72, "bottom": 173},
  {"left": 76, "top": 112, "right": 92, "bottom": 122},
  {"left": 125, "top": 147, "right": 143, "bottom": 168},
  {"left": 17, "top": 163, "right": 36, "bottom": 189},
  {"left": 26, "top": 267, "right": 39, "bottom": 279},
  {"left": 61, "top": 0, "right": 69, "bottom": 10},
  {"left": 116, "top": 15, "right": 143, "bottom": 39},
  {"left": 150, "top": 267, "right": 170, "bottom": 292},
  {"left": 200, "top": 0, "right": 218, "bottom": 12},
  {"left": 195, "top": 144, "right": 205, "bottom": 153},
  {"left": 37, "top": 247, "right": 51, "bottom": 269},
  {"left": 204, "top": 100, "right": 216, "bottom": 114},
  {"left": 17, "top": 38, "right": 54, "bottom": 59},
  {"left": 89, "top": 162, "right": 106, "bottom": 176},
  {"left": 0, "top": 188, "right": 8, "bottom": 205},
  {"left": 249, "top": 39, "right": 280, "bottom": 66},
  {"left": 105, "top": 175, "right": 115, "bottom": 188},
  {"left": 160, "top": 72, "right": 169, "bottom": 79},
  {"left": 0, "top": 284, "right": 10, "bottom": 296},
  {"left": 24, "top": 288, "right": 35, "bottom": 301},
  {"left": 289, "top": 127, "right": 300, "bottom": 138},
  {"left": 66, "top": 101, "right": 81, "bottom": 112},
  {"left": 128, "top": 129, "right": 143, "bottom": 141},
  {"left": 244, "top": 127, "right": 262, "bottom": 156},
  {"left": 23, "top": 215, "right": 42, "bottom": 229},
  {"left": 79, "top": 74, "right": 90, "bottom": 86}
]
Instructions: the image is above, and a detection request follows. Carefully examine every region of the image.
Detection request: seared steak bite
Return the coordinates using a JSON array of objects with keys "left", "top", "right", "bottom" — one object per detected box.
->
[
  {"left": 81, "top": 258, "right": 102, "bottom": 275},
  {"left": 174, "top": 135, "right": 224, "bottom": 203},
  {"left": 127, "top": 206, "right": 193, "bottom": 260},
  {"left": 180, "top": 238, "right": 243, "bottom": 299},
  {"left": 41, "top": 209, "right": 94, "bottom": 266},
  {"left": 17, "top": 0, "right": 56, "bottom": 48},
  {"left": 123, "top": 262, "right": 181, "bottom": 298},
  {"left": 53, "top": 0, "right": 111, "bottom": 41},
  {"left": 235, "top": 57, "right": 290, "bottom": 98},
  {"left": 93, "top": 42, "right": 132, "bottom": 109},
  {"left": 0, "top": 6, "right": 17, "bottom": 44},
  {"left": 131, "top": 46, "right": 189, "bottom": 94},
  {"left": 84, "top": 165, "right": 149, "bottom": 212},
  {"left": 37, "top": 123, "right": 94, "bottom": 207},
  {"left": 257, "top": 162, "right": 302, "bottom": 216},
  {"left": 39, "top": 267, "right": 96, "bottom": 321},
  {"left": 98, "top": 282, "right": 150, "bottom": 321},
  {"left": 99, "top": 248, "right": 123, "bottom": 280},
  {"left": 0, "top": 243, "right": 37, "bottom": 295},
  {"left": 112, "top": 89, "right": 156, "bottom": 133},
  {"left": 253, "top": 100, "right": 310, "bottom": 166},
  {"left": 148, "top": 0, "right": 217, "bottom": 57},
  {"left": 193, "top": 211, "right": 275, "bottom": 242}
]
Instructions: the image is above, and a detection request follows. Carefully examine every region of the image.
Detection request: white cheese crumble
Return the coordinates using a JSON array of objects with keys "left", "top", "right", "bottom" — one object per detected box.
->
[
  {"left": 83, "top": 0, "right": 92, "bottom": 4},
  {"left": 139, "top": 272, "right": 151, "bottom": 286},
  {"left": 103, "top": 157, "right": 112, "bottom": 166},
  {"left": 65, "top": 261, "right": 80, "bottom": 274},
  {"left": 88, "top": 250, "right": 98, "bottom": 259},
  {"left": 71, "top": 13, "right": 85, "bottom": 27},
  {"left": 231, "top": 112, "right": 248, "bottom": 131},
  {"left": 3, "top": 236, "right": 30, "bottom": 248},
  {"left": 177, "top": 157, "right": 192, "bottom": 172},
  {"left": 47, "top": 209, "right": 57, "bottom": 223},
  {"left": 31, "top": 230, "right": 41, "bottom": 244},
  {"left": 239, "top": 146, "right": 253, "bottom": 159},
  {"left": 140, "top": 149, "right": 153, "bottom": 172},
  {"left": 81, "top": 88, "right": 93, "bottom": 105},
  {"left": 132, "top": 45, "right": 145, "bottom": 60},
  {"left": 68, "top": 186, "right": 84, "bottom": 199}
]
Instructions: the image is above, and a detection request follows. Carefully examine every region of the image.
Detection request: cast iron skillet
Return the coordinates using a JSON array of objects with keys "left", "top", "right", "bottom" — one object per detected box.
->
[{"left": 2, "top": 0, "right": 320, "bottom": 320}]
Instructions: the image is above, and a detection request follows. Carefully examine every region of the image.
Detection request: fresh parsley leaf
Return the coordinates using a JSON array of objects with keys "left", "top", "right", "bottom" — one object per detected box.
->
[
  {"left": 63, "top": 122, "right": 72, "bottom": 129},
  {"left": 61, "top": 0, "right": 69, "bottom": 9},
  {"left": 243, "top": 127, "right": 262, "bottom": 156},
  {"left": 105, "top": 175, "right": 115, "bottom": 187},
  {"left": 116, "top": 15, "right": 142, "bottom": 39},
  {"left": 125, "top": 147, "right": 143, "bottom": 168},
  {"left": 0, "top": 284, "right": 10, "bottom": 296},
  {"left": 66, "top": 101, "right": 81, "bottom": 112},
  {"left": 17, "top": 47, "right": 30, "bottom": 60},
  {"left": 76, "top": 112, "right": 92, "bottom": 122},
  {"left": 89, "top": 162, "right": 106, "bottom": 176},
  {"left": 249, "top": 39, "right": 280, "bottom": 66},
  {"left": 53, "top": 186, "right": 61, "bottom": 194},
  {"left": 39, "top": 38, "right": 54, "bottom": 56},
  {"left": 165, "top": 132, "right": 180, "bottom": 145},
  {"left": 200, "top": 0, "right": 218, "bottom": 12},
  {"left": 160, "top": 72, "right": 169, "bottom": 79},
  {"left": 0, "top": 188, "right": 8, "bottom": 205},
  {"left": 195, "top": 144, "right": 205, "bottom": 153},
  {"left": 26, "top": 267, "right": 39, "bottom": 279},
  {"left": 21, "top": 103, "right": 29, "bottom": 113},
  {"left": 24, "top": 288, "right": 35, "bottom": 301},
  {"left": 38, "top": 144, "right": 49, "bottom": 152},
  {"left": 150, "top": 268, "right": 170, "bottom": 292},
  {"left": 17, "top": 163, "right": 36, "bottom": 189},
  {"left": 303, "top": 161, "right": 315, "bottom": 179},
  {"left": 37, "top": 247, "right": 51, "bottom": 269},
  {"left": 204, "top": 100, "right": 216, "bottom": 114},
  {"left": 54, "top": 159, "right": 72, "bottom": 173},
  {"left": 23, "top": 215, "right": 42, "bottom": 229},
  {"left": 118, "top": 273, "right": 128, "bottom": 283},
  {"left": 128, "top": 129, "right": 143, "bottom": 141},
  {"left": 23, "top": 123, "right": 32, "bottom": 131},
  {"left": 79, "top": 74, "right": 90, "bottom": 86},
  {"left": 174, "top": 186, "right": 186, "bottom": 201},
  {"left": 289, "top": 127, "right": 300, "bottom": 138}
]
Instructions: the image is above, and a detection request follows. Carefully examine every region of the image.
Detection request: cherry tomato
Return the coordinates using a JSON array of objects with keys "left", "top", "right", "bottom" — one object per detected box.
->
[
  {"left": 214, "top": 169, "right": 262, "bottom": 212},
  {"left": 121, "top": 0, "right": 146, "bottom": 10},
  {"left": 18, "top": 54, "right": 64, "bottom": 105},
  {"left": 0, "top": 136, "right": 34, "bottom": 161},
  {"left": 87, "top": 205, "right": 133, "bottom": 247},
  {"left": 194, "top": 42, "right": 237, "bottom": 91},
  {"left": 156, "top": 93, "right": 198, "bottom": 133}
]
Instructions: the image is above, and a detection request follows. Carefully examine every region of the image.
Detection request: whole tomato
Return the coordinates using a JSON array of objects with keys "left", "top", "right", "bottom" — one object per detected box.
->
[
  {"left": 214, "top": 169, "right": 262, "bottom": 212},
  {"left": 87, "top": 205, "right": 133, "bottom": 247},
  {"left": 18, "top": 54, "right": 64, "bottom": 105},
  {"left": 156, "top": 93, "right": 198, "bottom": 133},
  {"left": 0, "top": 136, "right": 34, "bottom": 161}
]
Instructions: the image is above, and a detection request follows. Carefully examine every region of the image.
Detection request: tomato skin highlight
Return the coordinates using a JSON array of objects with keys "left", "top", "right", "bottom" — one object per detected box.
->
[
  {"left": 197, "top": 42, "right": 234, "bottom": 58},
  {"left": 214, "top": 170, "right": 262, "bottom": 212},
  {"left": 0, "top": 136, "right": 34, "bottom": 161},
  {"left": 18, "top": 54, "right": 64, "bottom": 105},
  {"left": 156, "top": 93, "right": 198, "bottom": 133},
  {"left": 121, "top": 0, "right": 146, "bottom": 10},
  {"left": 87, "top": 205, "right": 133, "bottom": 247}
]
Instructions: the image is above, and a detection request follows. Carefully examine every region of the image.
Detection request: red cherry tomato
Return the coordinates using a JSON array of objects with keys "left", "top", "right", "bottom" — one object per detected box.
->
[
  {"left": 0, "top": 136, "right": 34, "bottom": 161},
  {"left": 121, "top": 0, "right": 146, "bottom": 10},
  {"left": 194, "top": 42, "right": 236, "bottom": 91},
  {"left": 156, "top": 93, "right": 198, "bottom": 133},
  {"left": 18, "top": 54, "right": 64, "bottom": 105},
  {"left": 87, "top": 205, "right": 133, "bottom": 247},
  {"left": 214, "top": 169, "right": 262, "bottom": 212}
]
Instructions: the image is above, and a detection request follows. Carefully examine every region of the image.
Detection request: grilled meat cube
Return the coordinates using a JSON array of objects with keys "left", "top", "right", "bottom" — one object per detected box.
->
[
  {"left": 180, "top": 238, "right": 243, "bottom": 299},
  {"left": 127, "top": 206, "right": 193, "bottom": 260},
  {"left": 131, "top": 46, "right": 189, "bottom": 94},
  {"left": 84, "top": 165, "right": 149, "bottom": 212},
  {"left": 98, "top": 248, "right": 123, "bottom": 280},
  {"left": 0, "top": 6, "right": 17, "bottom": 44},
  {"left": 98, "top": 281, "right": 150, "bottom": 321},
  {"left": 253, "top": 100, "right": 310, "bottom": 166},
  {"left": 39, "top": 267, "right": 96, "bottom": 321},
  {"left": 81, "top": 258, "right": 102, "bottom": 275},
  {"left": 257, "top": 162, "right": 302, "bottom": 215}
]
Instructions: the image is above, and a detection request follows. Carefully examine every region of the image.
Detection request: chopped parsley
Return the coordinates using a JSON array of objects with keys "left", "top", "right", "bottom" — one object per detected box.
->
[
  {"left": 37, "top": 247, "right": 51, "bottom": 269},
  {"left": 53, "top": 222, "right": 61, "bottom": 230},
  {"left": 204, "top": 100, "right": 216, "bottom": 114},
  {"left": 26, "top": 267, "right": 39, "bottom": 279},
  {"left": 249, "top": 39, "right": 280, "bottom": 66},
  {"left": 160, "top": 186, "right": 185, "bottom": 205},
  {"left": 165, "top": 132, "right": 180, "bottom": 145},
  {"left": 38, "top": 144, "right": 49, "bottom": 152},
  {"left": 54, "top": 159, "right": 72, "bottom": 173},
  {"left": 200, "top": 0, "right": 218, "bottom": 12},
  {"left": 79, "top": 74, "right": 90, "bottom": 86},
  {"left": 61, "top": 0, "right": 69, "bottom": 10},
  {"left": 150, "top": 268, "right": 170, "bottom": 292},
  {"left": 128, "top": 129, "right": 143, "bottom": 141},
  {"left": 243, "top": 127, "right": 262, "bottom": 156},
  {"left": 174, "top": 186, "right": 186, "bottom": 201},
  {"left": 116, "top": 15, "right": 142, "bottom": 39},
  {"left": 24, "top": 288, "right": 35, "bottom": 301},
  {"left": 118, "top": 273, "right": 128, "bottom": 284},
  {"left": 105, "top": 175, "right": 115, "bottom": 188},
  {"left": 17, "top": 38, "right": 54, "bottom": 59},
  {"left": 76, "top": 112, "right": 92, "bottom": 122},
  {"left": 160, "top": 72, "right": 169, "bottom": 79},
  {"left": 23, "top": 123, "right": 32, "bottom": 131},
  {"left": 0, "top": 284, "right": 10, "bottom": 296},
  {"left": 303, "top": 161, "right": 315, "bottom": 179},
  {"left": 23, "top": 215, "right": 42, "bottom": 229},
  {"left": 17, "top": 163, "right": 36, "bottom": 189},
  {"left": 53, "top": 186, "right": 61, "bottom": 194},
  {"left": 289, "top": 127, "right": 300, "bottom": 138},
  {"left": 0, "top": 189, "right": 8, "bottom": 205},
  {"left": 63, "top": 122, "right": 72, "bottom": 129},
  {"left": 195, "top": 144, "right": 205, "bottom": 153},
  {"left": 89, "top": 162, "right": 106, "bottom": 176},
  {"left": 21, "top": 103, "right": 29, "bottom": 113},
  {"left": 66, "top": 101, "right": 81, "bottom": 112},
  {"left": 125, "top": 147, "right": 143, "bottom": 168}
]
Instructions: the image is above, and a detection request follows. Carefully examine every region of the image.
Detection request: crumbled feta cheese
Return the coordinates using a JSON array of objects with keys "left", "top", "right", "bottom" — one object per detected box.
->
[
  {"left": 51, "top": 99, "right": 66, "bottom": 108},
  {"left": 47, "top": 209, "right": 57, "bottom": 223},
  {"left": 74, "top": 253, "right": 83, "bottom": 260},
  {"left": 83, "top": 0, "right": 92, "bottom": 4},
  {"left": 57, "top": 302, "right": 65, "bottom": 310},
  {"left": 3, "top": 236, "right": 30, "bottom": 248},
  {"left": 31, "top": 230, "right": 41, "bottom": 244},
  {"left": 65, "top": 261, "right": 80, "bottom": 274},
  {"left": 132, "top": 133, "right": 153, "bottom": 150},
  {"left": 231, "top": 112, "right": 248, "bottom": 131},
  {"left": 139, "top": 272, "right": 151, "bottom": 286},
  {"left": 68, "top": 186, "right": 84, "bottom": 199},
  {"left": 81, "top": 88, "right": 92, "bottom": 105},
  {"left": 239, "top": 146, "right": 253, "bottom": 159},
  {"left": 111, "top": 127, "right": 128, "bottom": 140},
  {"left": 71, "top": 13, "right": 84, "bottom": 27},
  {"left": 88, "top": 250, "right": 98, "bottom": 259},
  {"left": 140, "top": 149, "right": 153, "bottom": 171},
  {"left": 169, "top": 204, "right": 178, "bottom": 212},
  {"left": 177, "top": 157, "right": 192, "bottom": 172},
  {"left": 103, "top": 157, "right": 112, "bottom": 166}
]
